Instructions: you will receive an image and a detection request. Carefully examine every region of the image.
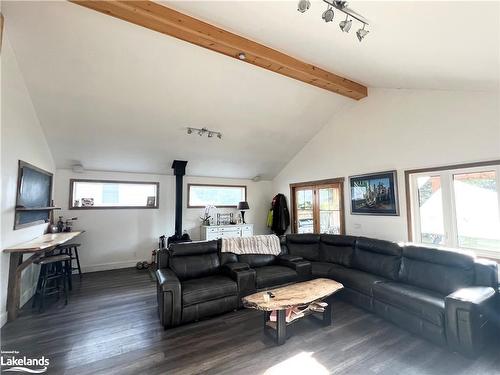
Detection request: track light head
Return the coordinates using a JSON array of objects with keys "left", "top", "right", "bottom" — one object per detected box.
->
[
  {"left": 322, "top": 7, "right": 335, "bottom": 23},
  {"left": 339, "top": 17, "right": 352, "bottom": 32},
  {"left": 208, "top": 132, "right": 213, "bottom": 138},
  {"left": 187, "top": 128, "right": 192, "bottom": 134},
  {"left": 334, "top": 1, "right": 349, "bottom": 9},
  {"left": 356, "top": 25, "right": 369, "bottom": 41},
  {"left": 297, "top": 0, "right": 310, "bottom": 13},
  {"left": 217, "top": 133, "right": 222, "bottom": 139}
]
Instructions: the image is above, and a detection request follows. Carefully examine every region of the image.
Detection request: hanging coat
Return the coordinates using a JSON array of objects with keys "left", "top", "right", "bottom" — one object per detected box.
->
[{"left": 271, "top": 193, "right": 290, "bottom": 235}]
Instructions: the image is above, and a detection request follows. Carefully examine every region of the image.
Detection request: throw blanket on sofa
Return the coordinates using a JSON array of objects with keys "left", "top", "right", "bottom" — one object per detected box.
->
[{"left": 221, "top": 234, "right": 281, "bottom": 256}]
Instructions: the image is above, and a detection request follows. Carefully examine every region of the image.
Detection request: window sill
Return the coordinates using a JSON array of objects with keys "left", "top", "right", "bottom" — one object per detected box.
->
[{"left": 466, "top": 248, "right": 500, "bottom": 262}]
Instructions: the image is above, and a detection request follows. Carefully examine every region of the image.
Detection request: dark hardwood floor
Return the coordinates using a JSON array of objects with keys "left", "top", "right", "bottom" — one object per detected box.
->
[{"left": 1, "top": 268, "right": 499, "bottom": 375}]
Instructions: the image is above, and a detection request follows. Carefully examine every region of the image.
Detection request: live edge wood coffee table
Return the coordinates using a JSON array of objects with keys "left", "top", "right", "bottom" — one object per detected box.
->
[{"left": 242, "top": 278, "right": 343, "bottom": 345}]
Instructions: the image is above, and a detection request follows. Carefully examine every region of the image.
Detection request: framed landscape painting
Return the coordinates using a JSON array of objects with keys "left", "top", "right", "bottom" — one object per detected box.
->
[{"left": 350, "top": 170, "right": 399, "bottom": 216}]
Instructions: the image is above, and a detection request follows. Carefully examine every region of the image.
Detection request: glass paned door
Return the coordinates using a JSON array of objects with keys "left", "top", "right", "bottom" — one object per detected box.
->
[
  {"left": 292, "top": 181, "right": 345, "bottom": 234},
  {"left": 453, "top": 170, "right": 500, "bottom": 251},
  {"left": 295, "top": 188, "right": 314, "bottom": 234},
  {"left": 319, "top": 186, "right": 341, "bottom": 234},
  {"left": 416, "top": 175, "right": 445, "bottom": 245}
]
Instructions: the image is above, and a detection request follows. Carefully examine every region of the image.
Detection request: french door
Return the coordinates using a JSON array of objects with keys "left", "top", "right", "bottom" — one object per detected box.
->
[{"left": 290, "top": 179, "right": 345, "bottom": 234}]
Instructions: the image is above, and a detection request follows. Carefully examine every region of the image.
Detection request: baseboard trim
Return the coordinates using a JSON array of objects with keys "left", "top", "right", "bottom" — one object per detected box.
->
[{"left": 81, "top": 260, "right": 141, "bottom": 273}]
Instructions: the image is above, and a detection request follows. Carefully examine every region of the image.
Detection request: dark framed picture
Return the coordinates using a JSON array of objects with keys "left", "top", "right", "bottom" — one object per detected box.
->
[{"left": 350, "top": 170, "right": 399, "bottom": 216}]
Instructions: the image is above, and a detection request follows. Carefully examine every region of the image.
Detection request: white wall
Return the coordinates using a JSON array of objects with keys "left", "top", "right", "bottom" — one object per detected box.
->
[
  {"left": 54, "top": 170, "right": 273, "bottom": 272},
  {"left": 54, "top": 169, "right": 175, "bottom": 272},
  {"left": 1, "top": 35, "right": 56, "bottom": 326},
  {"left": 183, "top": 176, "right": 272, "bottom": 240},
  {"left": 273, "top": 88, "right": 500, "bottom": 242}
]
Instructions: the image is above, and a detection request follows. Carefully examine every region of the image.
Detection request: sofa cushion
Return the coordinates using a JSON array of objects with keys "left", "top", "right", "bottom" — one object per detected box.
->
[
  {"left": 311, "top": 261, "right": 337, "bottom": 278},
  {"left": 328, "top": 264, "right": 388, "bottom": 296},
  {"left": 373, "top": 281, "right": 445, "bottom": 326},
  {"left": 169, "top": 241, "right": 220, "bottom": 281},
  {"left": 286, "top": 234, "right": 321, "bottom": 261},
  {"left": 353, "top": 237, "right": 402, "bottom": 280},
  {"left": 399, "top": 245, "right": 475, "bottom": 295},
  {"left": 319, "top": 234, "right": 356, "bottom": 267},
  {"left": 255, "top": 265, "right": 298, "bottom": 289},
  {"left": 238, "top": 254, "right": 276, "bottom": 268},
  {"left": 182, "top": 275, "right": 237, "bottom": 306}
]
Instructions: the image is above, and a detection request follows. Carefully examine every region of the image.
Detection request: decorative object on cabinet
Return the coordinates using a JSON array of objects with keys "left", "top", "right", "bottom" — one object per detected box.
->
[
  {"left": 200, "top": 224, "right": 253, "bottom": 241},
  {"left": 200, "top": 205, "right": 216, "bottom": 226},
  {"left": 349, "top": 170, "right": 399, "bottom": 216},
  {"left": 237, "top": 201, "right": 250, "bottom": 224},
  {"left": 217, "top": 213, "right": 233, "bottom": 225}
]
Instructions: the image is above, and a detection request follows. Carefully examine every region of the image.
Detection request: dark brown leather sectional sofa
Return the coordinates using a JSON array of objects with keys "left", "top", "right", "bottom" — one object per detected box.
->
[{"left": 156, "top": 234, "right": 499, "bottom": 358}]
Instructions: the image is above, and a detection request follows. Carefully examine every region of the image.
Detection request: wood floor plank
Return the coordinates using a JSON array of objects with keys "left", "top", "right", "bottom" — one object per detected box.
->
[{"left": 1, "top": 268, "right": 499, "bottom": 374}]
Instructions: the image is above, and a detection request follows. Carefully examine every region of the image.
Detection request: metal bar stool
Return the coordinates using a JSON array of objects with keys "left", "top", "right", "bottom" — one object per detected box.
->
[
  {"left": 32, "top": 254, "right": 71, "bottom": 312},
  {"left": 57, "top": 243, "right": 82, "bottom": 281}
]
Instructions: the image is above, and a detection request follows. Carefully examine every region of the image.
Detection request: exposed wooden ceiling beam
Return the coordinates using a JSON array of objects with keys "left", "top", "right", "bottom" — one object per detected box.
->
[{"left": 70, "top": 1, "right": 367, "bottom": 100}]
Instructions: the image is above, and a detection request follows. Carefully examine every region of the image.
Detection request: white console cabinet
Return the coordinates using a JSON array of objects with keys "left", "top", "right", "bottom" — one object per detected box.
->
[{"left": 201, "top": 224, "right": 253, "bottom": 241}]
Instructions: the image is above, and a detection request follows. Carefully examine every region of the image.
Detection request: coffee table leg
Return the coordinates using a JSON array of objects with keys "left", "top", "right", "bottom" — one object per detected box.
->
[
  {"left": 276, "top": 309, "right": 287, "bottom": 345},
  {"left": 323, "top": 297, "right": 334, "bottom": 326},
  {"left": 263, "top": 311, "right": 269, "bottom": 326}
]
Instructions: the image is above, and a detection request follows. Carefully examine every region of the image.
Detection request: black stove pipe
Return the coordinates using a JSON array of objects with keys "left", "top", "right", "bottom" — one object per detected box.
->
[{"left": 172, "top": 160, "right": 188, "bottom": 237}]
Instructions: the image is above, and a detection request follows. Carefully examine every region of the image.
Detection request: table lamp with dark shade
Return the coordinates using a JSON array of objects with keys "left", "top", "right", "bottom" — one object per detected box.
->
[{"left": 237, "top": 201, "right": 250, "bottom": 224}]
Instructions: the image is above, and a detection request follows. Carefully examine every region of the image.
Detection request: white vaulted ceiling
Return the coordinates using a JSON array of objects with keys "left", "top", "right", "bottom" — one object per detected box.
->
[{"left": 3, "top": 1, "right": 499, "bottom": 178}]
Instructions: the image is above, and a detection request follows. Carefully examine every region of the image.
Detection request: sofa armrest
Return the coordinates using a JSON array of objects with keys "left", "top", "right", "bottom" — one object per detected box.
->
[
  {"left": 221, "top": 262, "right": 250, "bottom": 273},
  {"left": 278, "top": 257, "right": 311, "bottom": 280},
  {"left": 278, "top": 254, "right": 303, "bottom": 263},
  {"left": 221, "top": 263, "right": 255, "bottom": 307},
  {"left": 156, "top": 268, "right": 182, "bottom": 328},
  {"left": 445, "top": 286, "right": 496, "bottom": 357}
]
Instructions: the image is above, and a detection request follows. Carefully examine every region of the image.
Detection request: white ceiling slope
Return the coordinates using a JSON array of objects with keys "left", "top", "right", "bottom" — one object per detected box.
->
[
  {"left": 3, "top": 1, "right": 499, "bottom": 179},
  {"left": 3, "top": 0, "right": 351, "bottom": 179},
  {"left": 165, "top": 0, "right": 499, "bottom": 91}
]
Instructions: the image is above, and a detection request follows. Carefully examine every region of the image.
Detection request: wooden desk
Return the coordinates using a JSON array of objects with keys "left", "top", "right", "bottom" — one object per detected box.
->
[{"left": 3, "top": 231, "right": 84, "bottom": 321}]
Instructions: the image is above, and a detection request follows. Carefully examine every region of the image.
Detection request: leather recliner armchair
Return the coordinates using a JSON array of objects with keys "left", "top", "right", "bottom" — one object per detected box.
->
[{"left": 156, "top": 240, "right": 245, "bottom": 329}]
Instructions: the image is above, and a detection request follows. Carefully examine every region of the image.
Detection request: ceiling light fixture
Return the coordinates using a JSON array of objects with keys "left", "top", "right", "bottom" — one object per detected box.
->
[
  {"left": 322, "top": 6, "right": 335, "bottom": 23},
  {"left": 186, "top": 127, "right": 223, "bottom": 140},
  {"left": 237, "top": 52, "right": 246, "bottom": 60},
  {"left": 339, "top": 15, "right": 352, "bottom": 33},
  {"left": 356, "top": 24, "right": 369, "bottom": 42},
  {"left": 297, "top": 0, "right": 311, "bottom": 13},
  {"left": 72, "top": 163, "right": 85, "bottom": 173},
  {"left": 298, "top": 0, "right": 370, "bottom": 42}
]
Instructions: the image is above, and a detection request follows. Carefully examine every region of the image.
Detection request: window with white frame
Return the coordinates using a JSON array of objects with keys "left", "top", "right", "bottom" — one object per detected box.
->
[
  {"left": 407, "top": 162, "right": 500, "bottom": 258},
  {"left": 70, "top": 179, "right": 159, "bottom": 209},
  {"left": 187, "top": 184, "right": 246, "bottom": 208}
]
